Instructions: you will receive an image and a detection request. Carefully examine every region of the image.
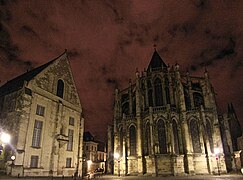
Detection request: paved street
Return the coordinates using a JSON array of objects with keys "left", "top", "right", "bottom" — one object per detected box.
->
[{"left": 0, "top": 174, "right": 243, "bottom": 180}]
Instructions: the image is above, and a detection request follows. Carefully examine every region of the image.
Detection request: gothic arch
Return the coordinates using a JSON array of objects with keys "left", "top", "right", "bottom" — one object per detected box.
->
[
  {"left": 144, "top": 122, "right": 151, "bottom": 155},
  {"left": 157, "top": 119, "right": 167, "bottom": 154},
  {"left": 129, "top": 125, "right": 137, "bottom": 156},
  {"left": 57, "top": 79, "right": 64, "bottom": 98},
  {"left": 189, "top": 119, "right": 202, "bottom": 153}
]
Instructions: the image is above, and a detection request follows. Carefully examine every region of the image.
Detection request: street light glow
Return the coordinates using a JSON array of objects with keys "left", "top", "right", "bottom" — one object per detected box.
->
[
  {"left": 0, "top": 132, "right": 11, "bottom": 144},
  {"left": 114, "top": 153, "right": 120, "bottom": 159},
  {"left": 214, "top": 147, "right": 220, "bottom": 155},
  {"left": 11, "top": 155, "right": 16, "bottom": 161}
]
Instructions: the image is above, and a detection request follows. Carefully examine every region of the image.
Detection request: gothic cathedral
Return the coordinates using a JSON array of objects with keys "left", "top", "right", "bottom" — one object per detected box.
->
[{"left": 109, "top": 50, "right": 228, "bottom": 176}]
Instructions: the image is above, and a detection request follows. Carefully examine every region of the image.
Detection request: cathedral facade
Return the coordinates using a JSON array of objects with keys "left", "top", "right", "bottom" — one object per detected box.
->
[
  {"left": 0, "top": 51, "right": 84, "bottom": 177},
  {"left": 109, "top": 50, "right": 228, "bottom": 176}
]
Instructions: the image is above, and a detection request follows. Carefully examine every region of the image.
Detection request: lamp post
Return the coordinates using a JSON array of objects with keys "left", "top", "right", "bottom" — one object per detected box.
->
[
  {"left": 10, "top": 155, "right": 15, "bottom": 175},
  {"left": 114, "top": 153, "right": 120, "bottom": 177},
  {"left": 214, "top": 148, "right": 220, "bottom": 176}
]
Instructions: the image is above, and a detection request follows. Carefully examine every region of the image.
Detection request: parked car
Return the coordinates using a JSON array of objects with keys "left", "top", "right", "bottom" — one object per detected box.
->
[{"left": 94, "top": 168, "right": 104, "bottom": 177}]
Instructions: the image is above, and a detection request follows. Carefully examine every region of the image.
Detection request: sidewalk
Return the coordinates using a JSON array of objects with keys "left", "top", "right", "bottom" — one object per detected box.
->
[{"left": 0, "top": 174, "right": 242, "bottom": 180}]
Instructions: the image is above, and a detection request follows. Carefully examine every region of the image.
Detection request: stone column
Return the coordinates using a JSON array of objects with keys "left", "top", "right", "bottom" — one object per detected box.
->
[
  {"left": 181, "top": 112, "right": 195, "bottom": 174},
  {"left": 187, "top": 72, "right": 194, "bottom": 109},
  {"left": 113, "top": 132, "right": 119, "bottom": 175},
  {"left": 136, "top": 116, "right": 144, "bottom": 175},
  {"left": 199, "top": 106, "right": 213, "bottom": 174},
  {"left": 168, "top": 70, "right": 175, "bottom": 105},
  {"left": 121, "top": 127, "right": 127, "bottom": 175},
  {"left": 135, "top": 70, "right": 144, "bottom": 175},
  {"left": 129, "top": 80, "right": 133, "bottom": 114}
]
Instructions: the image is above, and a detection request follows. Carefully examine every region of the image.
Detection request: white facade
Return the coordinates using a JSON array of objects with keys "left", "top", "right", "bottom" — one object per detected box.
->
[{"left": 0, "top": 51, "right": 84, "bottom": 177}]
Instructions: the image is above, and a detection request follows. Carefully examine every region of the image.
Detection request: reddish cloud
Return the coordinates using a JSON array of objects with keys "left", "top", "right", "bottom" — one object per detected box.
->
[{"left": 0, "top": 0, "right": 243, "bottom": 140}]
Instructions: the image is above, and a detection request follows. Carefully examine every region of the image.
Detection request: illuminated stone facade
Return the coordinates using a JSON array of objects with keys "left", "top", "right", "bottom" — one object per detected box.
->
[
  {"left": 0, "top": 51, "right": 84, "bottom": 177},
  {"left": 83, "top": 132, "right": 106, "bottom": 174},
  {"left": 108, "top": 50, "right": 228, "bottom": 176}
]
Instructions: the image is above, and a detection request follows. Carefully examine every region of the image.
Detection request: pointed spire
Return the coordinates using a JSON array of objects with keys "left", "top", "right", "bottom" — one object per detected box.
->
[
  {"left": 227, "top": 103, "right": 231, "bottom": 113},
  {"left": 136, "top": 68, "right": 139, "bottom": 77},
  {"left": 153, "top": 43, "right": 157, "bottom": 51},
  {"left": 147, "top": 46, "right": 167, "bottom": 72},
  {"left": 230, "top": 103, "right": 237, "bottom": 118}
]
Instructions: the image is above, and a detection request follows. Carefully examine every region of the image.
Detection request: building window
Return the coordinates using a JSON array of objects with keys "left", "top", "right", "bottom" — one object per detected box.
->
[
  {"left": 67, "top": 129, "right": 73, "bottom": 151},
  {"left": 154, "top": 78, "right": 163, "bottom": 106},
  {"left": 129, "top": 125, "right": 136, "bottom": 156},
  {"left": 144, "top": 123, "right": 151, "bottom": 155},
  {"left": 165, "top": 78, "right": 170, "bottom": 104},
  {"left": 32, "top": 120, "right": 43, "bottom": 147},
  {"left": 86, "top": 146, "right": 88, "bottom": 150},
  {"left": 36, "top": 105, "right": 45, "bottom": 116},
  {"left": 66, "top": 158, "right": 72, "bottom": 168},
  {"left": 158, "top": 119, "right": 167, "bottom": 154},
  {"left": 190, "top": 119, "right": 202, "bottom": 153},
  {"left": 30, "top": 155, "right": 39, "bottom": 168},
  {"left": 147, "top": 80, "right": 153, "bottom": 107},
  {"left": 92, "top": 146, "right": 93, "bottom": 151},
  {"left": 193, "top": 92, "right": 204, "bottom": 108},
  {"left": 184, "top": 88, "right": 191, "bottom": 110},
  {"left": 69, "top": 117, "right": 74, "bottom": 126},
  {"left": 57, "top": 79, "right": 64, "bottom": 98},
  {"left": 122, "top": 102, "right": 129, "bottom": 115}
]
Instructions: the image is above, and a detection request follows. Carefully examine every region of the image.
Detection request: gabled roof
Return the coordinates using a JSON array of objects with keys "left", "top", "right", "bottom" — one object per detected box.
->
[
  {"left": 0, "top": 51, "right": 66, "bottom": 96},
  {"left": 147, "top": 50, "right": 167, "bottom": 71}
]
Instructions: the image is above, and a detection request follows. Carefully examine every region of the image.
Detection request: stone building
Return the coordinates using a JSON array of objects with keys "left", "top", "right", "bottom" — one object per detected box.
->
[
  {"left": 83, "top": 132, "right": 106, "bottom": 174},
  {"left": 219, "top": 103, "right": 242, "bottom": 171},
  {"left": 108, "top": 50, "right": 228, "bottom": 176},
  {"left": 0, "top": 50, "right": 84, "bottom": 177}
]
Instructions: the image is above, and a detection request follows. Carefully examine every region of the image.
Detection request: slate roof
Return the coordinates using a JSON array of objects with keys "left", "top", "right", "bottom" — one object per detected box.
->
[
  {"left": 0, "top": 51, "right": 66, "bottom": 96},
  {"left": 147, "top": 50, "right": 167, "bottom": 71},
  {"left": 83, "top": 131, "right": 95, "bottom": 141}
]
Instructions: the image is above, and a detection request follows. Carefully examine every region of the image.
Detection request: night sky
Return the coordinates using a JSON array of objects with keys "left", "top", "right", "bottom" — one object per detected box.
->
[{"left": 0, "top": 0, "right": 243, "bottom": 141}]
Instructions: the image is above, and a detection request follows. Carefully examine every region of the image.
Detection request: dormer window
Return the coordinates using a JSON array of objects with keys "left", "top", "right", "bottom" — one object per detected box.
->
[{"left": 57, "top": 79, "right": 64, "bottom": 98}]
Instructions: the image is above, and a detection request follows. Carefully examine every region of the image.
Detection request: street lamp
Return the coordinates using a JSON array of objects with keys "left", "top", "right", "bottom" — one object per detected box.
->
[
  {"left": 114, "top": 153, "right": 120, "bottom": 177},
  {"left": 10, "top": 155, "right": 16, "bottom": 175},
  {"left": 0, "top": 132, "right": 11, "bottom": 144},
  {"left": 214, "top": 147, "right": 220, "bottom": 176}
]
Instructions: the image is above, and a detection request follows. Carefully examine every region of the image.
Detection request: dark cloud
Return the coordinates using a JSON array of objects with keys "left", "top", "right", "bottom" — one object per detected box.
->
[
  {"left": 0, "top": 8, "right": 11, "bottom": 21},
  {"left": 194, "top": 0, "right": 209, "bottom": 10},
  {"left": 67, "top": 49, "right": 80, "bottom": 58},
  {"left": 103, "top": 1, "right": 124, "bottom": 24},
  {"left": 168, "top": 22, "right": 196, "bottom": 37},
  {"left": 106, "top": 78, "right": 118, "bottom": 88},
  {"left": 0, "top": 0, "right": 243, "bottom": 140},
  {"left": 190, "top": 36, "right": 237, "bottom": 71},
  {"left": 20, "top": 25, "right": 39, "bottom": 38}
]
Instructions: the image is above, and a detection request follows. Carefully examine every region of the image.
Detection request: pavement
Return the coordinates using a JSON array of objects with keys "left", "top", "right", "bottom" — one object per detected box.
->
[{"left": 0, "top": 174, "right": 243, "bottom": 180}]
